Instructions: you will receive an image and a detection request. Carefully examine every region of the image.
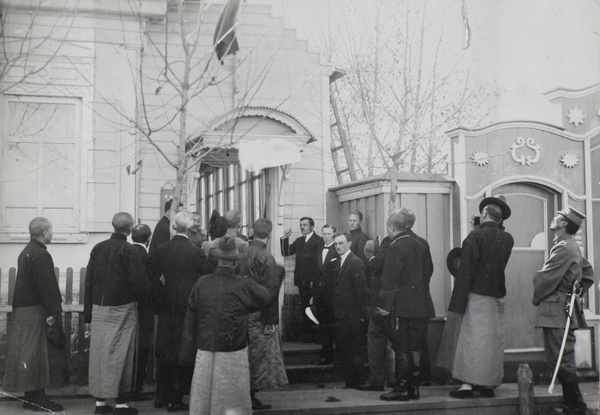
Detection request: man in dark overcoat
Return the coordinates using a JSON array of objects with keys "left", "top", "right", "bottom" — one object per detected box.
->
[
  {"left": 309, "top": 224, "right": 338, "bottom": 365},
  {"left": 358, "top": 210, "right": 434, "bottom": 402},
  {"left": 129, "top": 224, "right": 160, "bottom": 400},
  {"left": 178, "top": 237, "right": 284, "bottom": 414},
  {"left": 149, "top": 198, "right": 183, "bottom": 254},
  {"left": 85, "top": 212, "right": 150, "bottom": 415},
  {"left": 152, "top": 211, "right": 206, "bottom": 412},
  {"left": 281, "top": 216, "right": 324, "bottom": 342},
  {"left": 331, "top": 233, "right": 369, "bottom": 388},
  {"left": 399, "top": 207, "right": 434, "bottom": 382},
  {"left": 533, "top": 207, "right": 594, "bottom": 415},
  {"left": 3, "top": 217, "right": 64, "bottom": 412}
]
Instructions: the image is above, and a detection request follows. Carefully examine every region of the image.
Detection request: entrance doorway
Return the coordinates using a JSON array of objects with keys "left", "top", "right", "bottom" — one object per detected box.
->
[{"left": 491, "top": 183, "right": 558, "bottom": 352}]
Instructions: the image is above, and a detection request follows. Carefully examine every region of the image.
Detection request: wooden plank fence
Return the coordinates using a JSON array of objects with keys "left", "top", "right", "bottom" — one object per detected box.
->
[{"left": 0, "top": 266, "right": 156, "bottom": 388}]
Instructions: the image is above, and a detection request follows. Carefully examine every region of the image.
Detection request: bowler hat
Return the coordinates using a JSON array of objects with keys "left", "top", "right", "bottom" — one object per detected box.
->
[
  {"left": 558, "top": 207, "right": 586, "bottom": 227},
  {"left": 208, "top": 210, "right": 227, "bottom": 240},
  {"left": 479, "top": 195, "right": 511, "bottom": 221},
  {"left": 210, "top": 236, "right": 247, "bottom": 260},
  {"left": 446, "top": 247, "right": 462, "bottom": 278}
]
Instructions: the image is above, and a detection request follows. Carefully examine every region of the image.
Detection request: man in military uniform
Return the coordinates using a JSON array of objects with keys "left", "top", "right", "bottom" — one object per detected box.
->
[{"left": 533, "top": 207, "right": 594, "bottom": 415}]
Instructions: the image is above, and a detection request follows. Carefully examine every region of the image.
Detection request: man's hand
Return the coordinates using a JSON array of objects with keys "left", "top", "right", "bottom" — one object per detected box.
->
[
  {"left": 264, "top": 325, "right": 276, "bottom": 336},
  {"left": 283, "top": 228, "right": 292, "bottom": 238}
]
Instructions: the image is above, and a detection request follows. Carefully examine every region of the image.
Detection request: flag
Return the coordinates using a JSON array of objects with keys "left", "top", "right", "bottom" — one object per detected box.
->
[{"left": 213, "top": 0, "right": 240, "bottom": 62}]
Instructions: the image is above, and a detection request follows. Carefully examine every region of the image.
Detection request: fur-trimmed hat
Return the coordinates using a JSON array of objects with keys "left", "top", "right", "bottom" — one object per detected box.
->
[
  {"left": 210, "top": 236, "right": 247, "bottom": 260},
  {"left": 208, "top": 210, "right": 227, "bottom": 240}
]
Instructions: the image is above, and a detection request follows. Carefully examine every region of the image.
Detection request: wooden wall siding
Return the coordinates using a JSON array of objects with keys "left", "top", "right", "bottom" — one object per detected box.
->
[{"left": 330, "top": 188, "right": 451, "bottom": 317}]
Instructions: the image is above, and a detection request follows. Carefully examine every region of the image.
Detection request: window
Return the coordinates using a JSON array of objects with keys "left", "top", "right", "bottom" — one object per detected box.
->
[
  {"left": 197, "top": 162, "right": 267, "bottom": 237},
  {"left": 1, "top": 95, "right": 81, "bottom": 235}
]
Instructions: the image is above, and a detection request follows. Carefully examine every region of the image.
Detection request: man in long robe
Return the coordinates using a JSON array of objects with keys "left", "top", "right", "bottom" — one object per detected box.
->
[
  {"left": 85, "top": 212, "right": 150, "bottom": 415},
  {"left": 3, "top": 217, "right": 64, "bottom": 412},
  {"left": 245, "top": 218, "right": 288, "bottom": 410},
  {"left": 447, "top": 197, "right": 513, "bottom": 398},
  {"left": 533, "top": 207, "right": 594, "bottom": 415},
  {"left": 179, "top": 237, "right": 283, "bottom": 415}
]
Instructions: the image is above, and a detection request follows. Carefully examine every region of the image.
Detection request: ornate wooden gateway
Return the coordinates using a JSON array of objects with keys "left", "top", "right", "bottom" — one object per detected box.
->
[{"left": 448, "top": 84, "right": 600, "bottom": 376}]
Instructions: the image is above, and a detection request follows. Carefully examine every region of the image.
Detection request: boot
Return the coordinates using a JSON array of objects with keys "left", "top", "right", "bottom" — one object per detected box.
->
[
  {"left": 557, "top": 370, "right": 588, "bottom": 415},
  {"left": 408, "top": 350, "right": 422, "bottom": 400},
  {"left": 251, "top": 390, "right": 272, "bottom": 410},
  {"left": 380, "top": 352, "right": 410, "bottom": 401}
]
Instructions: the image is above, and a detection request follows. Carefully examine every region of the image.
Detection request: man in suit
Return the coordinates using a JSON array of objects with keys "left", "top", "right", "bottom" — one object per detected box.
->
[
  {"left": 149, "top": 198, "right": 183, "bottom": 254},
  {"left": 309, "top": 224, "right": 338, "bottom": 365},
  {"left": 188, "top": 212, "right": 206, "bottom": 249},
  {"left": 533, "top": 207, "right": 594, "bottom": 415},
  {"left": 358, "top": 210, "right": 434, "bottom": 402},
  {"left": 129, "top": 224, "right": 159, "bottom": 401},
  {"left": 331, "top": 233, "right": 369, "bottom": 388},
  {"left": 281, "top": 216, "right": 324, "bottom": 342},
  {"left": 348, "top": 210, "right": 369, "bottom": 269},
  {"left": 152, "top": 211, "right": 206, "bottom": 412}
]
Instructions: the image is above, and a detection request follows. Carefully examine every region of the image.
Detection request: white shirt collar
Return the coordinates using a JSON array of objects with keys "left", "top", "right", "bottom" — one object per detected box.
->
[
  {"left": 132, "top": 242, "right": 148, "bottom": 252},
  {"left": 324, "top": 242, "right": 334, "bottom": 248},
  {"left": 339, "top": 250, "right": 351, "bottom": 266},
  {"left": 175, "top": 233, "right": 189, "bottom": 239},
  {"left": 304, "top": 231, "right": 314, "bottom": 242}
]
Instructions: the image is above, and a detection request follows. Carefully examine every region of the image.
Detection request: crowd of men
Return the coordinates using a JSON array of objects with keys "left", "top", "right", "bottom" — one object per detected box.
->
[{"left": 2, "top": 196, "right": 595, "bottom": 415}]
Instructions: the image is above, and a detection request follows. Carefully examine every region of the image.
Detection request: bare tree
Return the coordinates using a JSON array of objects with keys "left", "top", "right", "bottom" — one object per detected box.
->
[
  {"left": 0, "top": 0, "right": 76, "bottom": 94},
  {"left": 327, "top": 2, "right": 498, "bottom": 209}
]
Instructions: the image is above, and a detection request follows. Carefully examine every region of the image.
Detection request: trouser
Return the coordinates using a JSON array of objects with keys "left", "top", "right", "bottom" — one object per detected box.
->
[
  {"left": 132, "top": 305, "right": 154, "bottom": 392},
  {"left": 315, "top": 297, "right": 335, "bottom": 360},
  {"left": 298, "top": 285, "right": 313, "bottom": 338},
  {"left": 543, "top": 328, "right": 587, "bottom": 413},
  {"left": 334, "top": 318, "right": 369, "bottom": 388},
  {"left": 367, "top": 315, "right": 427, "bottom": 388},
  {"left": 155, "top": 361, "right": 184, "bottom": 404}
]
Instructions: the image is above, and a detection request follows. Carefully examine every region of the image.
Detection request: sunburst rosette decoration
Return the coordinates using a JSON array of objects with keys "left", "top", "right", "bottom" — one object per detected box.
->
[
  {"left": 471, "top": 151, "right": 490, "bottom": 167},
  {"left": 560, "top": 152, "right": 578, "bottom": 168}
]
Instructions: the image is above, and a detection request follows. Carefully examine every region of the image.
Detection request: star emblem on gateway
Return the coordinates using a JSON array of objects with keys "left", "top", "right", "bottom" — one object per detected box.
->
[
  {"left": 566, "top": 105, "right": 586, "bottom": 127},
  {"left": 560, "top": 152, "right": 578, "bottom": 168}
]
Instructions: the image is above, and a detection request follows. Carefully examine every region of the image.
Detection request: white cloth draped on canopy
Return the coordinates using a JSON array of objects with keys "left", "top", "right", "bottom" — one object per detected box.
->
[{"left": 238, "top": 139, "right": 302, "bottom": 172}]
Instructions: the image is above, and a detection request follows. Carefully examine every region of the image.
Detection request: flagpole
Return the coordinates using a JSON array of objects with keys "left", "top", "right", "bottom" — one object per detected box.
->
[{"left": 233, "top": 52, "right": 239, "bottom": 107}]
